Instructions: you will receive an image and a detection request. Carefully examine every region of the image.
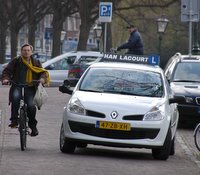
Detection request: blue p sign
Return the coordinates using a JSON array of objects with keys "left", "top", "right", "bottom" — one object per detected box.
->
[
  {"left": 100, "top": 5, "right": 111, "bottom": 16},
  {"left": 99, "top": 2, "right": 112, "bottom": 22}
]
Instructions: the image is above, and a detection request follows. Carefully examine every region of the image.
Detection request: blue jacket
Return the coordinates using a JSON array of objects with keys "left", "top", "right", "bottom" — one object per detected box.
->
[{"left": 117, "top": 30, "right": 144, "bottom": 55}]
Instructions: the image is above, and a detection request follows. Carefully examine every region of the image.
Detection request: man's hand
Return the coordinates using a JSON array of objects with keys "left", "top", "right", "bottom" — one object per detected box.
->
[
  {"left": 117, "top": 47, "right": 121, "bottom": 51},
  {"left": 2, "top": 79, "right": 9, "bottom": 85},
  {"left": 39, "top": 78, "right": 45, "bottom": 84}
]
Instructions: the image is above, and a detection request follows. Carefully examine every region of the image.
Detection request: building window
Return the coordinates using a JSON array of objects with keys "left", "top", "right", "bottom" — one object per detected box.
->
[
  {"left": 74, "top": 14, "right": 79, "bottom": 31},
  {"left": 67, "top": 17, "right": 73, "bottom": 31},
  {"left": 88, "top": 38, "right": 93, "bottom": 44}
]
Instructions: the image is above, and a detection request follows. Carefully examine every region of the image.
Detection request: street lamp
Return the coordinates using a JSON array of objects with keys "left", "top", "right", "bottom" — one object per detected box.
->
[
  {"left": 156, "top": 15, "right": 169, "bottom": 55},
  {"left": 93, "top": 24, "right": 102, "bottom": 51},
  {"left": 60, "top": 30, "right": 66, "bottom": 54}
]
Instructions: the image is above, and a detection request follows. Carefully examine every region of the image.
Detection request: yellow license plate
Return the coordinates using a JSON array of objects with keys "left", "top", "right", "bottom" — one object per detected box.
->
[{"left": 96, "top": 121, "right": 131, "bottom": 131}]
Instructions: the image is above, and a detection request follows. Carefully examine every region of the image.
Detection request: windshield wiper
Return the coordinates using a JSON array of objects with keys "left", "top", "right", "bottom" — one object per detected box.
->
[
  {"left": 80, "top": 89, "right": 103, "bottom": 93},
  {"left": 173, "top": 80, "right": 200, "bottom": 83}
]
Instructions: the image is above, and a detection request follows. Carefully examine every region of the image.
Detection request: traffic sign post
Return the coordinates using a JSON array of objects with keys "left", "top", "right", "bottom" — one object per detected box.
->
[
  {"left": 181, "top": 0, "right": 200, "bottom": 56},
  {"left": 99, "top": 2, "right": 113, "bottom": 52}
]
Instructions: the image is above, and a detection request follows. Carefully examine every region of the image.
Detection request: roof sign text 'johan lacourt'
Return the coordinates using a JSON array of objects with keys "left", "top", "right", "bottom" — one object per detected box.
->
[{"left": 102, "top": 53, "right": 160, "bottom": 66}]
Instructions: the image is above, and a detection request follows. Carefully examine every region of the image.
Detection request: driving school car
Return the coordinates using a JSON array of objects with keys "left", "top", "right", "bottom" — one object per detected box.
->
[{"left": 59, "top": 53, "right": 184, "bottom": 160}]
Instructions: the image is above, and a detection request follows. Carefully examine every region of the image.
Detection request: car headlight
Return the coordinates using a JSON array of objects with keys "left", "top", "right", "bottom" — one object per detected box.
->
[
  {"left": 185, "top": 97, "right": 193, "bottom": 104},
  {"left": 143, "top": 106, "right": 164, "bottom": 121},
  {"left": 68, "top": 98, "right": 85, "bottom": 115}
]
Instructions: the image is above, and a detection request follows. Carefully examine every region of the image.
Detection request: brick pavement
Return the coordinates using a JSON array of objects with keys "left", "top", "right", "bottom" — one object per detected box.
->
[{"left": 0, "top": 85, "right": 200, "bottom": 170}]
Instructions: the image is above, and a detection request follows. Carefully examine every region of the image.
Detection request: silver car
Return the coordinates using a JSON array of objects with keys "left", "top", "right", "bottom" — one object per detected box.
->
[{"left": 42, "top": 51, "right": 103, "bottom": 87}]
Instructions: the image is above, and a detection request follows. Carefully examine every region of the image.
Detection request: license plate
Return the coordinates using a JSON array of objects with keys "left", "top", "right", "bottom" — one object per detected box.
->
[{"left": 96, "top": 121, "right": 131, "bottom": 131}]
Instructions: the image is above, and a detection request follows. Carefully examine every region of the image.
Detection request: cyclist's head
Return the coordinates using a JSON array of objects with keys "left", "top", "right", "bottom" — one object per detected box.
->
[
  {"left": 21, "top": 43, "right": 33, "bottom": 59},
  {"left": 126, "top": 24, "right": 136, "bottom": 33},
  {"left": 21, "top": 43, "right": 33, "bottom": 51}
]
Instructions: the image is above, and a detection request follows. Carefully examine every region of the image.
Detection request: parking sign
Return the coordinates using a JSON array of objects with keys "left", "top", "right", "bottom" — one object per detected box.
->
[{"left": 99, "top": 2, "right": 112, "bottom": 22}]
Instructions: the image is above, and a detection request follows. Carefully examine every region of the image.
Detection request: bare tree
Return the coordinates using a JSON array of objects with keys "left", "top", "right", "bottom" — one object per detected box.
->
[
  {"left": 49, "top": 0, "right": 78, "bottom": 57},
  {"left": 0, "top": 0, "right": 9, "bottom": 63},
  {"left": 6, "top": 0, "right": 27, "bottom": 59},
  {"left": 77, "top": 0, "right": 99, "bottom": 51},
  {"left": 21, "top": 0, "right": 51, "bottom": 47}
]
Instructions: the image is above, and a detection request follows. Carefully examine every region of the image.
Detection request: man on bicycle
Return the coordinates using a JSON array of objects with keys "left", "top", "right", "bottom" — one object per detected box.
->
[
  {"left": 1, "top": 43, "right": 50, "bottom": 136},
  {"left": 117, "top": 24, "right": 144, "bottom": 55}
]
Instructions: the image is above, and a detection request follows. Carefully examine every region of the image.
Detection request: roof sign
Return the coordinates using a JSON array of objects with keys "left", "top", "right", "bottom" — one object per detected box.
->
[{"left": 102, "top": 53, "right": 160, "bottom": 66}]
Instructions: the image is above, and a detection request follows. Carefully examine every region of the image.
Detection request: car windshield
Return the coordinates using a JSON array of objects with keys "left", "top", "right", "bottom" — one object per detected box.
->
[
  {"left": 79, "top": 67, "right": 163, "bottom": 97},
  {"left": 173, "top": 62, "right": 200, "bottom": 82}
]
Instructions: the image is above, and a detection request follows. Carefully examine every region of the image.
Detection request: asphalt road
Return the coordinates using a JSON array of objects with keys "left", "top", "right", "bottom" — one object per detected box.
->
[{"left": 0, "top": 86, "right": 200, "bottom": 175}]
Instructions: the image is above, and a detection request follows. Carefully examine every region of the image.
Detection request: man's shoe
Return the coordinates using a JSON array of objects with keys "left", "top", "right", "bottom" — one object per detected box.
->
[
  {"left": 31, "top": 127, "right": 39, "bottom": 137},
  {"left": 8, "top": 121, "right": 18, "bottom": 128}
]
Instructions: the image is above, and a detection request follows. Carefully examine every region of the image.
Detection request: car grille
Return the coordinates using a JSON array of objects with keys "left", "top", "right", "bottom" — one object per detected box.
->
[
  {"left": 85, "top": 110, "right": 144, "bottom": 120},
  {"left": 86, "top": 110, "right": 106, "bottom": 118},
  {"left": 123, "top": 115, "right": 144, "bottom": 120},
  {"left": 68, "top": 121, "right": 159, "bottom": 140}
]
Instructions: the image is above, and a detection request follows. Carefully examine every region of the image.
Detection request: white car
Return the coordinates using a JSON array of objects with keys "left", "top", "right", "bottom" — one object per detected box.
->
[
  {"left": 59, "top": 53, "right": 184, "bottom": 160},
  {"left": 42, "top": 51, "right": 103, "bottom": 86}
]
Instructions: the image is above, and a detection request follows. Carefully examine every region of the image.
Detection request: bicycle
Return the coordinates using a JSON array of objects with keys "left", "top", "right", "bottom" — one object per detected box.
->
[
  {"left": 194, "top": 123, "right": 200, "bottom": 151},
  {"left": 9, "top": 80, "right": 38, "bottom": 151}
]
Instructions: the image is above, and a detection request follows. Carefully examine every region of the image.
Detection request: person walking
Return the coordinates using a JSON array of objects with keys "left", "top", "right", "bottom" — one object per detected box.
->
[
  {"left": 1, "top": 43, "right": 50, "bottom": 136},
  {"left": 117, "top": 24, "right": 144, "bottom": 55}
]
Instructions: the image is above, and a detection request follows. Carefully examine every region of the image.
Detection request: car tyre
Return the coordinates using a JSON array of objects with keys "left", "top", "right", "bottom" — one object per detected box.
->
[
  {"left": 152, "top": 128, "right": 172, "bottom": 160},
  {"left": 60, "top": 123, "right": 76, "bottom": 153},
  {"left": 170, "top": 137, "right": 175, "bottom": 155}
]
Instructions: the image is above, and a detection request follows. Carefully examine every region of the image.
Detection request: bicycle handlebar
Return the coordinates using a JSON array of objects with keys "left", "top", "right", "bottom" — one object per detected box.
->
[
  {"left": 6, "top": 80, "right": 40, "bottom": 87},
  {"left": 110, "top": 48, "right": 117, "bottom": 53}
]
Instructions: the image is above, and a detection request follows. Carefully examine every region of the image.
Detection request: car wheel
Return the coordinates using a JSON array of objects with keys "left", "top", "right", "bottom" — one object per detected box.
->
[
  {"left": 170, "top": 137, "right": 175, "bottom": 155},
  {"left": 152, "top": 129, "right": 172, "bottom": 160},
  {"left": 59, "top": 123, "right": 76, "bottom": 153}
]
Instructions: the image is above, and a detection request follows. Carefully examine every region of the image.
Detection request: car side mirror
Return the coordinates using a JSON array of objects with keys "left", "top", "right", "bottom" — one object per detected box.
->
[
  {"left": 46, "top": 64, "right": 55, "bottom": 70},
  {"left": 67, "top": 57, "right": 75, "bottom": 65},
  {"left": 59, "top": 80, "right": 73, "bottom": 94},
  {"left": 169, "top": 96, "right": 185, "bottom": 104}
]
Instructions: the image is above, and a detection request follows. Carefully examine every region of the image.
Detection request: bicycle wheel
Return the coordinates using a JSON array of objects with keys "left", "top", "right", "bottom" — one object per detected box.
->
[
  {"left": 194, "top": 123, "right": 200, "bottom": 151},
  {"left": 19, "top": 107, "right": 27, "bottom": 151}
]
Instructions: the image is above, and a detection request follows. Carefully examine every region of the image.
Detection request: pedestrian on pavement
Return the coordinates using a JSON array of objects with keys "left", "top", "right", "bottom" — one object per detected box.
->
[
  {"left": 1, "top": 43, "right": 50, "bottom": 136},
  {"left": 117, "top": 24, "right": 144, "bottom": 55}
]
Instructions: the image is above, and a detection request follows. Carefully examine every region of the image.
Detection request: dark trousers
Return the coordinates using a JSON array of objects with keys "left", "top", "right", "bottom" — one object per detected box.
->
[{"left": 10, "top": 86, "right": 37, "bottom": 129}]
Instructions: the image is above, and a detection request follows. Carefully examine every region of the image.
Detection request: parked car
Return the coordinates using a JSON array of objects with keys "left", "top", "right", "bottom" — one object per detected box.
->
[
  {"left": 59, "top": 53, "right": 184, "bottom": 160},
  {"left": 67, "top": 55, "right": 102, "bottom": 87},
  {"left": 164, "top": 52, "right": 200, "bottom": 124},
  {"left": 42, "top": 51, "right": 103, "bottom": 86}
]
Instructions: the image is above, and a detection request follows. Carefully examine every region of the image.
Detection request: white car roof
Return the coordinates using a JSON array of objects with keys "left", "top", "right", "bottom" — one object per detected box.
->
[{"left": 42, "top": 51, "right": 103, "bottom": 68}]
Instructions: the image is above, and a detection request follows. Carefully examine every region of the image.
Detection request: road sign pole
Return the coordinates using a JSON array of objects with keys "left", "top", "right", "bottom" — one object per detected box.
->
[
  {"left": 189, "top": 0, "right": 193, "bottom": 56},
  {"left": 104, "top": 23, "right": 107, "bottom": 52}
]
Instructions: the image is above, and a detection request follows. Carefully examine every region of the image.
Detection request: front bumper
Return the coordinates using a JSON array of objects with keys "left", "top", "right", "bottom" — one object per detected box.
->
[{"left": 62, "top": 111, "right": 171, "bottom": 148}]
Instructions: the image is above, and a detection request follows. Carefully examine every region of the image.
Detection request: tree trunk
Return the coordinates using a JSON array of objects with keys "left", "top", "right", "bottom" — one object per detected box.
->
[
  {"left": 77, "top": 23, "right": 91, "bottom": 51},
  {"left": 0, "top": 22, "right": 7, "bottom": 63},
  {"left": 10, "top": 30, "right": 19, "bottom": 59},
  {"left": 51, "top": 12, "right": 63, "bottom": 57},
  {"left": 28, "top": 23, "right": 37, "bottom": 48}
]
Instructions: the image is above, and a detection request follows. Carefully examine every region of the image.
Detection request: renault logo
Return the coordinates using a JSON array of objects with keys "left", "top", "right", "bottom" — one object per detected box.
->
[{"left": 110, "top": 111, "right": 118, "bottom": 119}]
